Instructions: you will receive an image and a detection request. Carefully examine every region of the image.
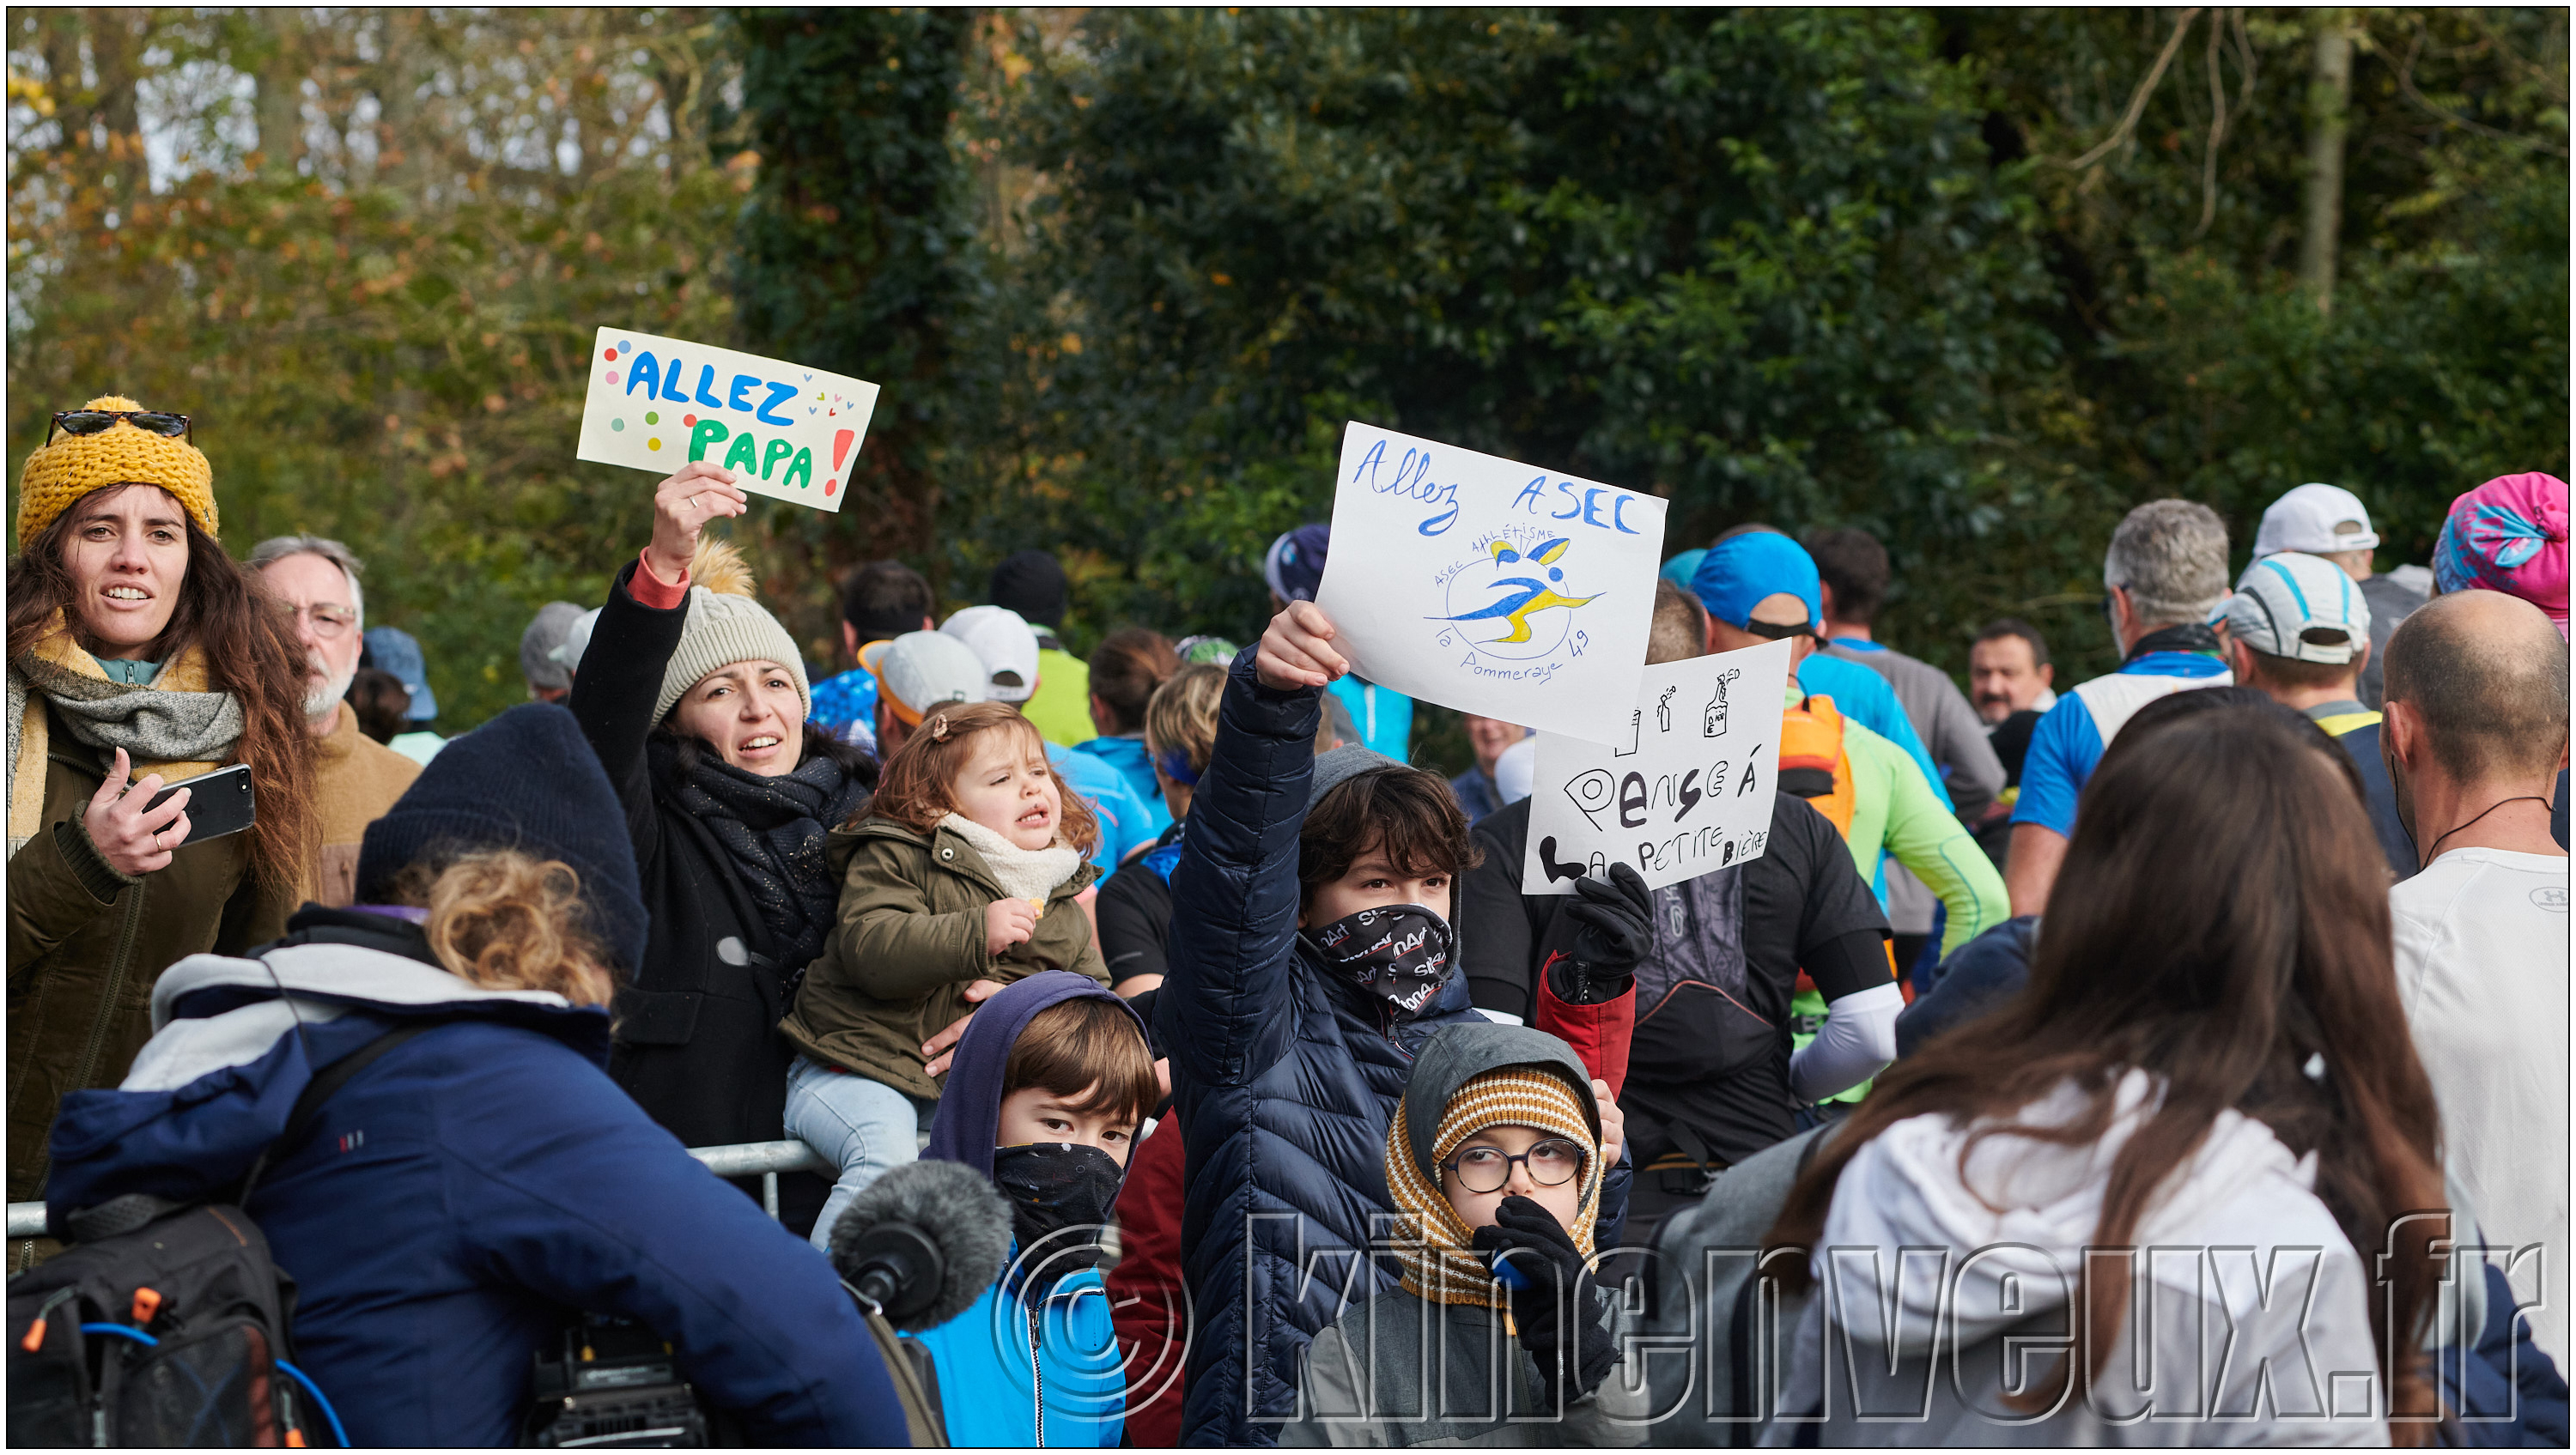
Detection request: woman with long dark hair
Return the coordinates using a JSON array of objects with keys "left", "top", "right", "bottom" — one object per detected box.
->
[
  {"left": 566, "top": 460, "right": 874, "bottom": 1231},
  {"left": 1760, "top": 706, "right": 2448, "bottom": 1443},
  {"left": 5, "top": 397, "right": 316, "bottom": 1228}
]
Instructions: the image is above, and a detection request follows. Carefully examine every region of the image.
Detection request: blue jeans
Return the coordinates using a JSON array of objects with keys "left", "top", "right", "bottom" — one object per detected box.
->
[{"left": 784, "top": 1055, "right": 936, "bottom": 1253}]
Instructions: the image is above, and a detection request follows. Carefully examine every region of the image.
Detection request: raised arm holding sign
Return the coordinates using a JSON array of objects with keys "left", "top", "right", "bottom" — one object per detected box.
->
[{"left": 1312, "top": 421, "right": 1667, "bottom": 743}]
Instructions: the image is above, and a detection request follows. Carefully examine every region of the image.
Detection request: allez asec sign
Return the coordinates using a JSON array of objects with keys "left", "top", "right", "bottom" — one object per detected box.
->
[
  {"left": 574, "top": 326, "right": 881, "bottom": 512},
  {"left": 1311, "top": 421, "right": 1668, "bottom": 743}
]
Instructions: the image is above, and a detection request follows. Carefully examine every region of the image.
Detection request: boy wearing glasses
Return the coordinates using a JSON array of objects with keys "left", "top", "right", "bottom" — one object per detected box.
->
[{"left": 1283, "top": 1022, "right": 1645, "bottom": 1446}]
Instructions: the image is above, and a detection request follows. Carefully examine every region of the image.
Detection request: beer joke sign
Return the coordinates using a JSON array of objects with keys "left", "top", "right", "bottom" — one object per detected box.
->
[
  {"left": 1522, "top": 638, "right": 1791, "bottom": 894},
  {"left": 575, "top": 327, "right": 880, "bottom": 512}
]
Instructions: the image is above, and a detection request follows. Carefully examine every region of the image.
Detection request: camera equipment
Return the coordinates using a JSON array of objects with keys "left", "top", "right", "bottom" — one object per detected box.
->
[{"left": 524, "top": 1314, "right": 717, "bottom": 1449}]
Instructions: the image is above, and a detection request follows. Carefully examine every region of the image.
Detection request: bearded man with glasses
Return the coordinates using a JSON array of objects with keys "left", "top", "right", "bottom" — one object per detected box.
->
[{"left": 249, "top": 535, "right": 418, "bottom": 906}]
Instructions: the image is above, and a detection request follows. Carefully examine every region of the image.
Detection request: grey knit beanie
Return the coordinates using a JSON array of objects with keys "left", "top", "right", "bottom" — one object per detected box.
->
[
  {"left": 1308, "top": 743, "right": 1403, "bottom": 808},
  {"left": 653, "top": 585, "right": 812, "bottom": 724}
]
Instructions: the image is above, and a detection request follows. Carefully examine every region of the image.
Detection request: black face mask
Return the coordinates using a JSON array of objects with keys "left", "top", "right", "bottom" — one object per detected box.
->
[
  {"left": 1303, "top": 903, "right": 1455, "bottom": 1015},
  {"left": 990, "top": 1142, "right": 1125, "bottom": 1272}
]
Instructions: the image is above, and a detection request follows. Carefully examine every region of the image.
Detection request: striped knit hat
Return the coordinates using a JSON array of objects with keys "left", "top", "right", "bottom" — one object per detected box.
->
[{"left": 1383, "top": 1064, "right": 1602, "bottom": 1309}]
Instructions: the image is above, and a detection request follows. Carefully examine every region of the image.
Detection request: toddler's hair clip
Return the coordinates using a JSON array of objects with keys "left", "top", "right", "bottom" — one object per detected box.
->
[{"left": 927, "top": 712, "right": 952, "bottom": 742}]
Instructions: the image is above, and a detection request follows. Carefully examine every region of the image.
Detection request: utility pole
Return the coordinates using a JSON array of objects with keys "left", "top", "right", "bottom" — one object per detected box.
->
[{"left": 2300, "top": 10, "right": 2354, "bottom": 313}]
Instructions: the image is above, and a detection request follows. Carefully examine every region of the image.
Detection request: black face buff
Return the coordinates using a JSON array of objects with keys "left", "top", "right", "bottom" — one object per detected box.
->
[{"left": 1304, "top": 902, "right": 1455, "bottom": 1015}]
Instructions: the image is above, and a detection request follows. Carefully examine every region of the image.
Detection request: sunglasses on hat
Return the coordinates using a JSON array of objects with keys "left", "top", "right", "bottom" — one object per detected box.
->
[{"left": 47, "top": 409, "right": 192, "bottom": 446}]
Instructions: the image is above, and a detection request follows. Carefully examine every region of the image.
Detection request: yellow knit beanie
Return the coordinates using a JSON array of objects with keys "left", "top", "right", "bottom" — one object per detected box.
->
[{"left": 15, "top": 396, "right": 217, "bottom": 552}]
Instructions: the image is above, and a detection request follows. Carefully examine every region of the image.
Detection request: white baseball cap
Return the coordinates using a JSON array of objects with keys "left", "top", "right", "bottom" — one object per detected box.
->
[
  {"left": 548, "top": 607, "right": 603, "bottom": 672},
  {"left": 940, "top": 604, "right": 1042, "bottom": 704},
  {"left": 1493, "top": 734, "right": 1537, "bottom": 806},
  {"left": 867, "top": 630, "right": 987, "bottom": 724},
  {"left": 2224, "top": 552, "right": 2373, "bottom": 664},
  {"left": 2253, "top": 482, "right": 2379, "bottom": 558}
]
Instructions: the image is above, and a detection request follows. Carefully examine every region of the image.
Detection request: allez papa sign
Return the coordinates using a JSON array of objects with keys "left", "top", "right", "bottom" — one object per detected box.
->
[
  {"left": 1522, "top": 639, "right": 1791, "bottom": 894},
  {"left": 1310, "top": 422, "right": 1667, "bottom": 743},
  {"left": 575, "top": 327, "right": 880, "bottom": 512}
]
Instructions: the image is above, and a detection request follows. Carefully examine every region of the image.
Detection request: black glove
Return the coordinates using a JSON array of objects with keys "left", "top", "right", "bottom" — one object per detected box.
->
[
  {"left": 1543, "top": 863, "right": 1652, "bottom": 1005},
  {"left": 1470, "top": 1194, "right": 1616, "bottom": 1407}
]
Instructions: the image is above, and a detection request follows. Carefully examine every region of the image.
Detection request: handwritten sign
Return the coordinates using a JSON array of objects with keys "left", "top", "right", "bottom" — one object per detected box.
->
[
  {"left": 575, "top": 327, "right": 880, "bottom": 513},
  {"left": 1310, "top": 421, "right": 1667, "bottom": 743},
  {"left": 1521, "top": 639, "right": 1790, "bottom": 894}
]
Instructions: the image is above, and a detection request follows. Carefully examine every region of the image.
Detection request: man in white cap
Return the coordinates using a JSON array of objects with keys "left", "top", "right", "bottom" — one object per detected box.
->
[
  {"left": 936, "top": 605, "right": 1157, "bottom": 869},
  {"left": 865, "top": 629, "right": 986, "bottom": 758},
  {"left": 2221, "top": 552, "right": 2414, "bottom": 878},
  {"left": 2251, "top": 482, "right": 2426, "bottom": 708}
]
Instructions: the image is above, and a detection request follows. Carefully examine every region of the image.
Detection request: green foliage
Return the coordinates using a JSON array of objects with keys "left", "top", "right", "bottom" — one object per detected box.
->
[
  {"left": 7, "top": 7, "right": 2565, "bottom": 770},
  {"left": 975, "top": 8, "right": 2076, "bottom": 688},
  {"left": 7, "top": 9, "right": 745, "bottom": 727},
  {"left": 732, "top": 7, "right": 985, "bottom": 616}
]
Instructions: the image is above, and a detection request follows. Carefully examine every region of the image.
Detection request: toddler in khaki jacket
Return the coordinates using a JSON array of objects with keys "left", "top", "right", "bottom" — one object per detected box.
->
[{"left": 781, "top": 700, "right": 1109, "bottom": 1250}]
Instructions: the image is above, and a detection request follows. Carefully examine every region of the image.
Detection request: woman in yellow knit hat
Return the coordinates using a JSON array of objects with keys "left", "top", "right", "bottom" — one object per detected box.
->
[{"left": 4, "top": 397, "right": 317, "bottom": 1232}]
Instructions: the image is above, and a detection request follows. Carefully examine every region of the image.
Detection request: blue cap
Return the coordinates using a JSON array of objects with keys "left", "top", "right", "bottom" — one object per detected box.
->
[
  {"left": 1660, "top": 549, "right": 1708, "bottom": 590},
  {"left": 1689, "top": 531, "right": 1823, "bottom": 632},
  {"left": 1264, "top": 524, "right": 1332, "bottom": 603},
  {"left": 363, "top": 626, "right": 438, "bottom": 722}
]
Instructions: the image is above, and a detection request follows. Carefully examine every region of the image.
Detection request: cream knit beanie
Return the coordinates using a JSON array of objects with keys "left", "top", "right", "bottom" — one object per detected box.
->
[{"left": 652, "top": 540, "right": 811, "bottom": 724}]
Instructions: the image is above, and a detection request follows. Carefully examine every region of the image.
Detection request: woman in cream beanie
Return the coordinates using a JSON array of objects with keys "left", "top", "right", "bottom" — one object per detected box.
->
[{"left": 564, "top": 459, "right": 876, "bottom": 1233}]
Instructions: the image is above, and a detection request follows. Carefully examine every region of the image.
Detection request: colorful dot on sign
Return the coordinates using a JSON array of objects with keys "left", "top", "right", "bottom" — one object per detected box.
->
[
  {"left": 647, "top": 438, "right": 662, "bottom": 452},
  {"left": 617, "top": 340, "right": 630, "bottom": 355},
  {"left": 644, "top": 411, "right": 658, "bottom": 425},
  {"left": 611, "top": 418, "right": 624, "bottom": 432},
  {"left": 824, "top": 478, "right": 837, "bottom": 497},
  {"left": 683, "top": 414, "right": 696, "bottom": 427},
  {"left": 605, "top": 370, "right": 618, "bottom": 386},
  {"left": 602, "top": 348, "right": 617, "bottom": 362}
]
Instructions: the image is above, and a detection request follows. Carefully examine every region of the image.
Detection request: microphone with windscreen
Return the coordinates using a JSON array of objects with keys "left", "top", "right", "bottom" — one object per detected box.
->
[{"left": 828, "top": 1158, "right": 1015, "bottom": 1333}]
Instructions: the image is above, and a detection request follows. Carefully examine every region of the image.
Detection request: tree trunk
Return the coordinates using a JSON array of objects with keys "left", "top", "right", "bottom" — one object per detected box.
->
[
  {"left": 255, "top": 12, "right": 306, "bottom": 176},
  {"left": 2300, "top": 11, "right": 2353, "bottom": 312},
  {"left": 373, "top": 9, "right": 424, "bottom": 200}
]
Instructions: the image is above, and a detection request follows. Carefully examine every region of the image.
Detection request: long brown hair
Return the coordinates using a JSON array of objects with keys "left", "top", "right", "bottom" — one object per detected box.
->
[
  {"left": 7, "top": 494, "right": 319, "bottom": 894},
  {"left": 870, "top": 700, "right": 1101, "bottom": 855},
  {"left": 1762, "top": 708, "right": 2446, "bottom": 1430}
]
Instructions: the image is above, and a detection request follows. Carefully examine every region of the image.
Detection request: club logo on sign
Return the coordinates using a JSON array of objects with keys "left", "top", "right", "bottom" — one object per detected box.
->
[{"left": 1431, "top": 528, "right": 1602, "bottom": 666}]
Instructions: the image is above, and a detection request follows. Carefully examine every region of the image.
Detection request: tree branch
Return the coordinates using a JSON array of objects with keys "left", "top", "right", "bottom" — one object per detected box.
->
[
  {"left": 2063, "top": 8, "right": 2203, "bottom": 170},
  {"left": 2397, "top": 27, "right": 2570, "bottom": 158}
]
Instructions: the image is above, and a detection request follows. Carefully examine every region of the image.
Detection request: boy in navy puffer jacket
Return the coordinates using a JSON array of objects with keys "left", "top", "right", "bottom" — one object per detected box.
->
[{"left": 1157, "top": 602, "right": 1639, "bottom": 1446}]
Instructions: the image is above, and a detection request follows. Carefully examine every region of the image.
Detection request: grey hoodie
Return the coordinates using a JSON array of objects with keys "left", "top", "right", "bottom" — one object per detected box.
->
[{"left": 1281, "top": 1022, "right": 1649, "bottom": 1448}]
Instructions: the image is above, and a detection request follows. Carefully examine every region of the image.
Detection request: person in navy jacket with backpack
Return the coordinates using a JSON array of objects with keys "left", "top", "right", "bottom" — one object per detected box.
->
[
  {"left": 42, "top": 706, "right": 910, "bottom": 1447},
  {"left": 1157, "top": 602, "right": 1637, "bottom": 1446}
]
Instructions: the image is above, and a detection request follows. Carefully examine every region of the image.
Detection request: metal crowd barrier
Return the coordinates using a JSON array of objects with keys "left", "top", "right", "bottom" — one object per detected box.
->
[{"left": 5, "top": 1138, "right": 835, "bottom": 1240}]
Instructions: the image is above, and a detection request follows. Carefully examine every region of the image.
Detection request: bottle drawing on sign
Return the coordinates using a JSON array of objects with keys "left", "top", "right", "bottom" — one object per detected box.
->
[
  {"left": 1655, "top": 685, "right": 1678, "bottom": 735},
  {"left": 1704, "top": 668, "right": 1741, "bottom": 738},
  {"left": 1614, "top": 708, "right": 1642, "bottom": 758}
]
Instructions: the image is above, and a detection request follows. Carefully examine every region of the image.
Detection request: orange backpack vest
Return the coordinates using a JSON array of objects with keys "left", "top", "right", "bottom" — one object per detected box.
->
[
  {"left": 1777, "top": 694, "right": 1909, "bottom": 997},
  {"left": 1777, "top": 694, "right": 1856, "bottom": 836}
]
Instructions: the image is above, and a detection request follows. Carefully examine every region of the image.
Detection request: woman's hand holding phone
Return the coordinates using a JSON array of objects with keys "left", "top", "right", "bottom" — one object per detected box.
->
[{"left": 84, "top": 748, "right": 191, "bottom": 877}]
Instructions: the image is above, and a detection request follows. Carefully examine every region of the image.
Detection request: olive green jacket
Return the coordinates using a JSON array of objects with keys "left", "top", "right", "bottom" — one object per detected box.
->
[
  {"left": 7, "top": 725, "right": 295, "bottom": 1205},
  {"left": 781, "top": 817, "right": 1106, "bottom": 1102}
]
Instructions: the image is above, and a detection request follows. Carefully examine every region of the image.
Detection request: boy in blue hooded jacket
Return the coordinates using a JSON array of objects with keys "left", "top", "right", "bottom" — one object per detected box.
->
[{"left": 903, "top": 970, "right": 1157, "bottom": 1446}]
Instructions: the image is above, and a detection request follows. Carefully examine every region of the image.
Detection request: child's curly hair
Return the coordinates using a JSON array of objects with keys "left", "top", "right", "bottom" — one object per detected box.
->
[
  {"left": 870, "top": 700, "right": 1101, "bottom": 855},
  {"left": 386, "top": 849, "right": 617, "bottom": 1009}
]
